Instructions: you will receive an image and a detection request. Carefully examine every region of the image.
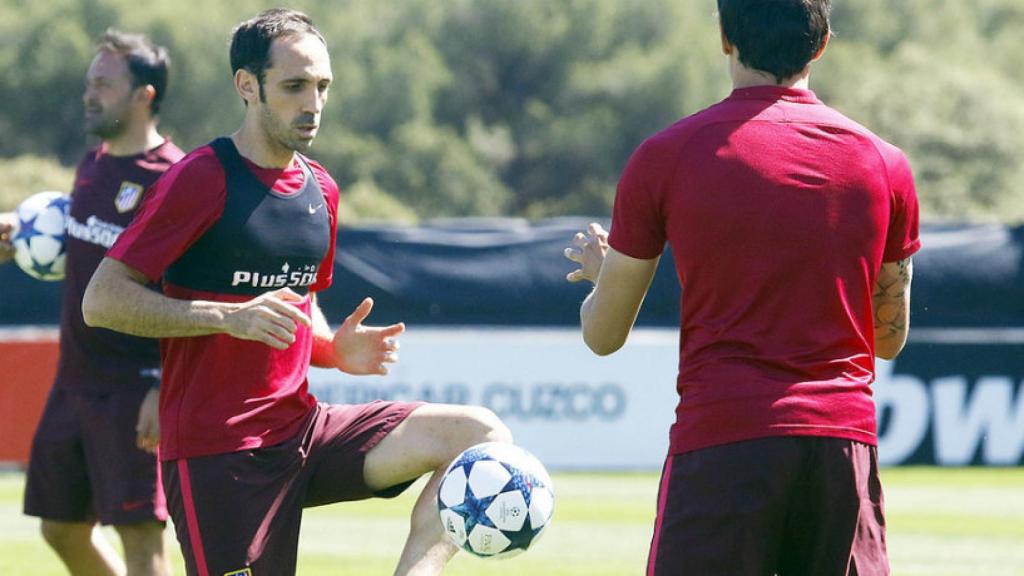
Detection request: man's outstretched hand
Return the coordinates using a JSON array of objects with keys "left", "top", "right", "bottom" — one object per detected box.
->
[{"left": 333, "top": 297, "right": 405, "bottom": 375}]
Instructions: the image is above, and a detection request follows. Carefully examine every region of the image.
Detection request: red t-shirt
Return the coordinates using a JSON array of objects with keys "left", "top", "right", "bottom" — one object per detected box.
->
[
  {"left": 107, "top": 145, "right": 340, "bottom": 460},
  {"left": 609, "top": 86, "right": 921, "bottom": 455}
]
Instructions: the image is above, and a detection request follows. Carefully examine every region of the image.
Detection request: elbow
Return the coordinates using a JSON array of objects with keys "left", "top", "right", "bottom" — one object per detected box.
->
[
  {"left": 583, "top": 331, "right": 625, "bottom": 356},
  {"left": 874, "top": 337, "right": 907, "bottom": 360},
  {"left": 81, "top": 282, "right": 110, "bottom": 329},
  {"left": 81, "top": 291, "right": 102, "bottom": 328}
]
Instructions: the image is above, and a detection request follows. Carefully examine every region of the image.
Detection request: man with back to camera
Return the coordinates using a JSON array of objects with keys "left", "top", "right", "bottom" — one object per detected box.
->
[
  {"left": 81, "top": 9, "right": 513, "bottom": 576},
  {"left": 0, "top": 30, "right": 183, "bottom": 575},
  {"left": 564, "top": 1, "right": 918, "bottom": 574}
]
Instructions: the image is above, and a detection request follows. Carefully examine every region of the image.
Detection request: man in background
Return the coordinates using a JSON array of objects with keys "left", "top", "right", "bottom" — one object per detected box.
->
[
  {"left": 565, "top": 1, "right": 918, "bottom": 574},
  {"left": 1, "top": 29, "right": 182, "bottom": 575}
]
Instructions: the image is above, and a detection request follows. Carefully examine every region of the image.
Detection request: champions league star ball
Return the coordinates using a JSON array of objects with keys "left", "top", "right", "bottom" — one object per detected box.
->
[
  {"left": 437, "top": 442, "right": 555, "bottom": 559},
  {"left": 12, "top": 191, "right": 69, "bottom": 281}
]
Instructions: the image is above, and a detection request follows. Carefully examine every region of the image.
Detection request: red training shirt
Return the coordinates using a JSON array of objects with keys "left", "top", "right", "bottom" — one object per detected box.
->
[
  {"left": 107, "top": 144, "right": 340, "bottom": 460},
  {"left": 609, "top": 86, "right": 921, "bottom": 455}
]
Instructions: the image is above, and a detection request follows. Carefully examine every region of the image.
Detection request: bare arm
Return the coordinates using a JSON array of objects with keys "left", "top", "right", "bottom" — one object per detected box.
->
[
  {"left": 873, "top": 257, "right": 913, "bottom": 360},
  {"left": 565, "top": 223, "right": 659, "bottom": 355},
  {"left": 82, "top": 257, "right": 311, "bottom": 349}
]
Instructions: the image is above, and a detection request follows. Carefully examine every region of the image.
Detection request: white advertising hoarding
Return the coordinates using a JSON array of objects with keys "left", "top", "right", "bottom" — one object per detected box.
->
[
  {"left": 309, "top": 328, "right": 679, "bottom": 470},
  {"left": 310, "top": 327, "right": 1024, "bottom": 470}
]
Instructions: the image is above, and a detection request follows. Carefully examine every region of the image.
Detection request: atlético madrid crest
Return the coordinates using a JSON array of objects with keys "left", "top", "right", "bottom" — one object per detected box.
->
[{"left": 114, "top": 181, "right": 144, "bottom": 213}]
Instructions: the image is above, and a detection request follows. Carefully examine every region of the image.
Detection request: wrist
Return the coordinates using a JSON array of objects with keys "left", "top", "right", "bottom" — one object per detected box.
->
[
  {"left": 201, "top": 301, "right": 237, "bottom": 334},
  {"left": 310, "top": 331, "right": 340, "bottom": 368}
]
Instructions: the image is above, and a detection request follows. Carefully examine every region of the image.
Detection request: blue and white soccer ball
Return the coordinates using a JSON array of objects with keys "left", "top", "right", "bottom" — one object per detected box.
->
[
  {"left": 12, "top": 191, "right": 69, "bottom": 281},
  {"left": 437, "top": 442, "right": 555, "bottom": 558}
]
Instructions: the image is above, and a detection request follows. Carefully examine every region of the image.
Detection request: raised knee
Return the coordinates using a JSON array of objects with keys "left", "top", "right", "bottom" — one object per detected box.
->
[
  {"left": 465, "top": 405, "right": 513, "bottom": 445},
  {"left": 40, "top": 520, "right": 90, "bottom": 551}
]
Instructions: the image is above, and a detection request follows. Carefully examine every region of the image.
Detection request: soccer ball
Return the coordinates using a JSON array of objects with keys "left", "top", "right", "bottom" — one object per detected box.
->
[
  {"left": 12, "top": 191, "right": 69, "bottom": 281},
  {"left": 437, "top": 442, "right": 555, "bottom": 558}
]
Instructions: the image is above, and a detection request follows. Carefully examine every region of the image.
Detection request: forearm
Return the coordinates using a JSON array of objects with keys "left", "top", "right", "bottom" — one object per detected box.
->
[
  {"left": 580, "top": 288, "right": 640, "bottom": 356},
  {"left": 579, "top": 251, "right": 659, "bottom": 356},
  {"left": 873, "top": 257, "right": 913, "bottom": 359},
  {"left": 83, "top": 257, "right": 231, "bottom": 338}
]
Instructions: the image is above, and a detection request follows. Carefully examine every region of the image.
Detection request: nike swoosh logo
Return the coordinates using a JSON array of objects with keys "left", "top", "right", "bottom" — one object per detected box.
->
[
  {"left": 308, "top": 203, "right": 323, "bottom": 214},
  {"left": 121, "top": 500, "right": 148, "bottom": 511}
]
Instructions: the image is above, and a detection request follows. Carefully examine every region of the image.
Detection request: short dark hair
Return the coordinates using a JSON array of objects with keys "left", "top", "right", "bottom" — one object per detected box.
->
[
  {"left": 97, "top": 29, "right": 171, "bottom": 114},
  {"left": 229, "top": 8, "right": 326, "bottom": 101},
  {"left": 717, "top": 0, "right": 831, "bottom": 83}
]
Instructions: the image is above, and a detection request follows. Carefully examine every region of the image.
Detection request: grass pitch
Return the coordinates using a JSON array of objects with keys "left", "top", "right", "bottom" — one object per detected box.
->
[{"left": 1, "top": 468, "right": 1021, "bottom": 575}]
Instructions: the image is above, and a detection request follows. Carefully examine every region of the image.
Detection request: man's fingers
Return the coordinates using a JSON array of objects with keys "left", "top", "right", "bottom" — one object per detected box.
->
[
  {"left": 566, "top": 270, "right": 585, "bottom": 283},
  {"left": 264, "top": 298, "right": 312, "bottom": 327},
  {"left": 273, "top": 287, "right": 305, "bottom": 302},
  {"left": 346, "top": 297, "right": 374, "bottom": 326},
  {"left": 564, "top": 247, "right": 582, "bottom": 263},
  {"left": 380, "top": 322, "right": 405, "bottom": 338},
  {"left": 587, "top": 222, "right": 607, "bottom": 239},
  {"left": 572, "top": 233, "right": 588, "bottom": 248}
]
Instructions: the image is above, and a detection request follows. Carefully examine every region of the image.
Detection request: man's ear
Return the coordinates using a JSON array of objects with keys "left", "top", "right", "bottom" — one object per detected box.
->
[
  {"left": 720, "top": 24, "right": 733, "bottom": 55},
  {"left": 133, "top": 84, "right": 156, "bottom": 109},
  {"left": 811, "top": 30, "right": 831, "bottom": 62},
  {"left": 234, "top": 68, "right": 260, "bottom": 105}
]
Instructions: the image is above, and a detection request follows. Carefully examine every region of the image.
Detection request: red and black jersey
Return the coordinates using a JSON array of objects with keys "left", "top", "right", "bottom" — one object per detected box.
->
[{"left": 108, "top": 138, "right": 340, "bottom": 460}]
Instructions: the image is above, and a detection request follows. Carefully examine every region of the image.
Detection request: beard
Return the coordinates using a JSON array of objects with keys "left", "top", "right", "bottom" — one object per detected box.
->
[
  {"left": 85, "top": 101, "right": 131, "bottom": 140},
  {"left": 259, "top": 105, "right": 317, "bottom": 153}
]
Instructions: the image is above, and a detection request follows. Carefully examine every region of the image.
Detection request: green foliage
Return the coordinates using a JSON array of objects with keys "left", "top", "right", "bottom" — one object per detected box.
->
[
  {"left": 0, "top": 0, "right": 1021, "bottom": 221},
  {"left": 0, "top": 155, "right": 76, "bottom": 211}
]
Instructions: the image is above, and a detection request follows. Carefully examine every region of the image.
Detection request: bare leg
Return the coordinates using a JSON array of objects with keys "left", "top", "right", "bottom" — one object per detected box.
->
[
  {"left": 362, "top": 404, "right": 513, "bottom": 576},
  {"left": 115, "top": 521, "right": 172, "bottom": 576},
  {"left": 40, "top": 519, "right": 126, "bottom": 576}
]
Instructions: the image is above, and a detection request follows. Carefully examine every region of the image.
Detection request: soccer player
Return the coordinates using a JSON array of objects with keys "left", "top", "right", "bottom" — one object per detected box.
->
[
  {"left": 564, "top": 1, "right": 918, "bottom": 574},
  {"left": 81, "top": 9, "right": 511, "bottom": 576},
  {"left": 1, "top": 30, "right": 183, "bottom": 576}
]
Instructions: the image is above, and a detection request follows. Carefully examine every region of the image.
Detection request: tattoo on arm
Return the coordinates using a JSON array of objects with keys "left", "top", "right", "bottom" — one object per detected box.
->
[{"left": 873, "top": 257, "right": 913, "bottom": 344}]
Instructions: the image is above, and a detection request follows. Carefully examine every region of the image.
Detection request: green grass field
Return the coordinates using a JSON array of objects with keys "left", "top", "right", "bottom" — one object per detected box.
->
[{"left": 1, "top": 468, "right": 1022, "bottom": 575}]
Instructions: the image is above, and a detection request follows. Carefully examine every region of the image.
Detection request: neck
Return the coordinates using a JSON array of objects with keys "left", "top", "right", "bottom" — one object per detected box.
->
[
  {"left": 104, "top": 119, "right": 163, "bottom": 156},
  {"left": 232, "top": 120, "right": 295, "bottom": 169},
  {"left": 730, "top": 58, "right": 810, "bottom": 90}
]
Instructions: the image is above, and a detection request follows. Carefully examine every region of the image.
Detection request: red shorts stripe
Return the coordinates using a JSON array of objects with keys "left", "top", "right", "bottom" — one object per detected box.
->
[
  {"left": 177, "top": 460, "right": 210, "bottom": 576},
  {"left": 647, "top": 454, "right": 675, "bottom": 576}
]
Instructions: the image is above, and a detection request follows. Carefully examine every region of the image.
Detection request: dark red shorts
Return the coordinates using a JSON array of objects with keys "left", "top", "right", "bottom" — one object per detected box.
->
[
  {"left": 647, "top": 436, "right": 888, "bottom": 576},
  {"left": 23, "top": 386, "right": 166, "bottom": 525},
  {"left": 162, "top": 400, "right": 421, "bottom": 576}
]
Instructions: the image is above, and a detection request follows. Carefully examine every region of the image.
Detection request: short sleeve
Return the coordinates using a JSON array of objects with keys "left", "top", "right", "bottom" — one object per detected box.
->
[
  {"left": 882, "top": 149, "right": 921, "bottom": 262},
  {"left": 608, "top": 139, "right": 667, "bottom": 259},
  {"left": 107, "top": 149, "right": 226, "bottom": 282},
  {"left": 308, "top": 164, "right": 339, "bottom": 292}
]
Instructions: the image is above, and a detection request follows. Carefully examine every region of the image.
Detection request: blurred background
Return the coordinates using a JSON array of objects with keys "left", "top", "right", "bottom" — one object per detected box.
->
[
  {"left": 0, "top": 1, "right": 1022, "bottom": 574},
  {"left": 1, "top": 0, "right": 1023, "bottom": 222}
]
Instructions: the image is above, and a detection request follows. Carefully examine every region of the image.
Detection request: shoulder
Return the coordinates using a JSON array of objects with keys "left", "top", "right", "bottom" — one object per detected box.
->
[
  {"left": 76, "top": 146, "right": 102, "bottom": 170},
  {"left": 164, "top": 145, "right": 223, "bottom": 180},
  {"left": 150, "top": 145, "right": 227, "bottom": 199},
  {"left": 153, "top": 139, "right": 187, "bottom": 164},
  {"left": 304, "top": 156, "right": 340, "bottom": 199},
  {"left": 639, "top": 100, "right": 736, "bottom": 160}
]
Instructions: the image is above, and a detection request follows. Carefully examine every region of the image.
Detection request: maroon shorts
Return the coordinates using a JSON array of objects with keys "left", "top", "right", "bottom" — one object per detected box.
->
[
  {"left": 647, "top": 436, "right": 888, "bottom": 576},
  {"left": 23, "top": 386, "right": 166, "bottom": 525},
  {"left": 162, "top": 401, "right": 421, "bottom": 576}
]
